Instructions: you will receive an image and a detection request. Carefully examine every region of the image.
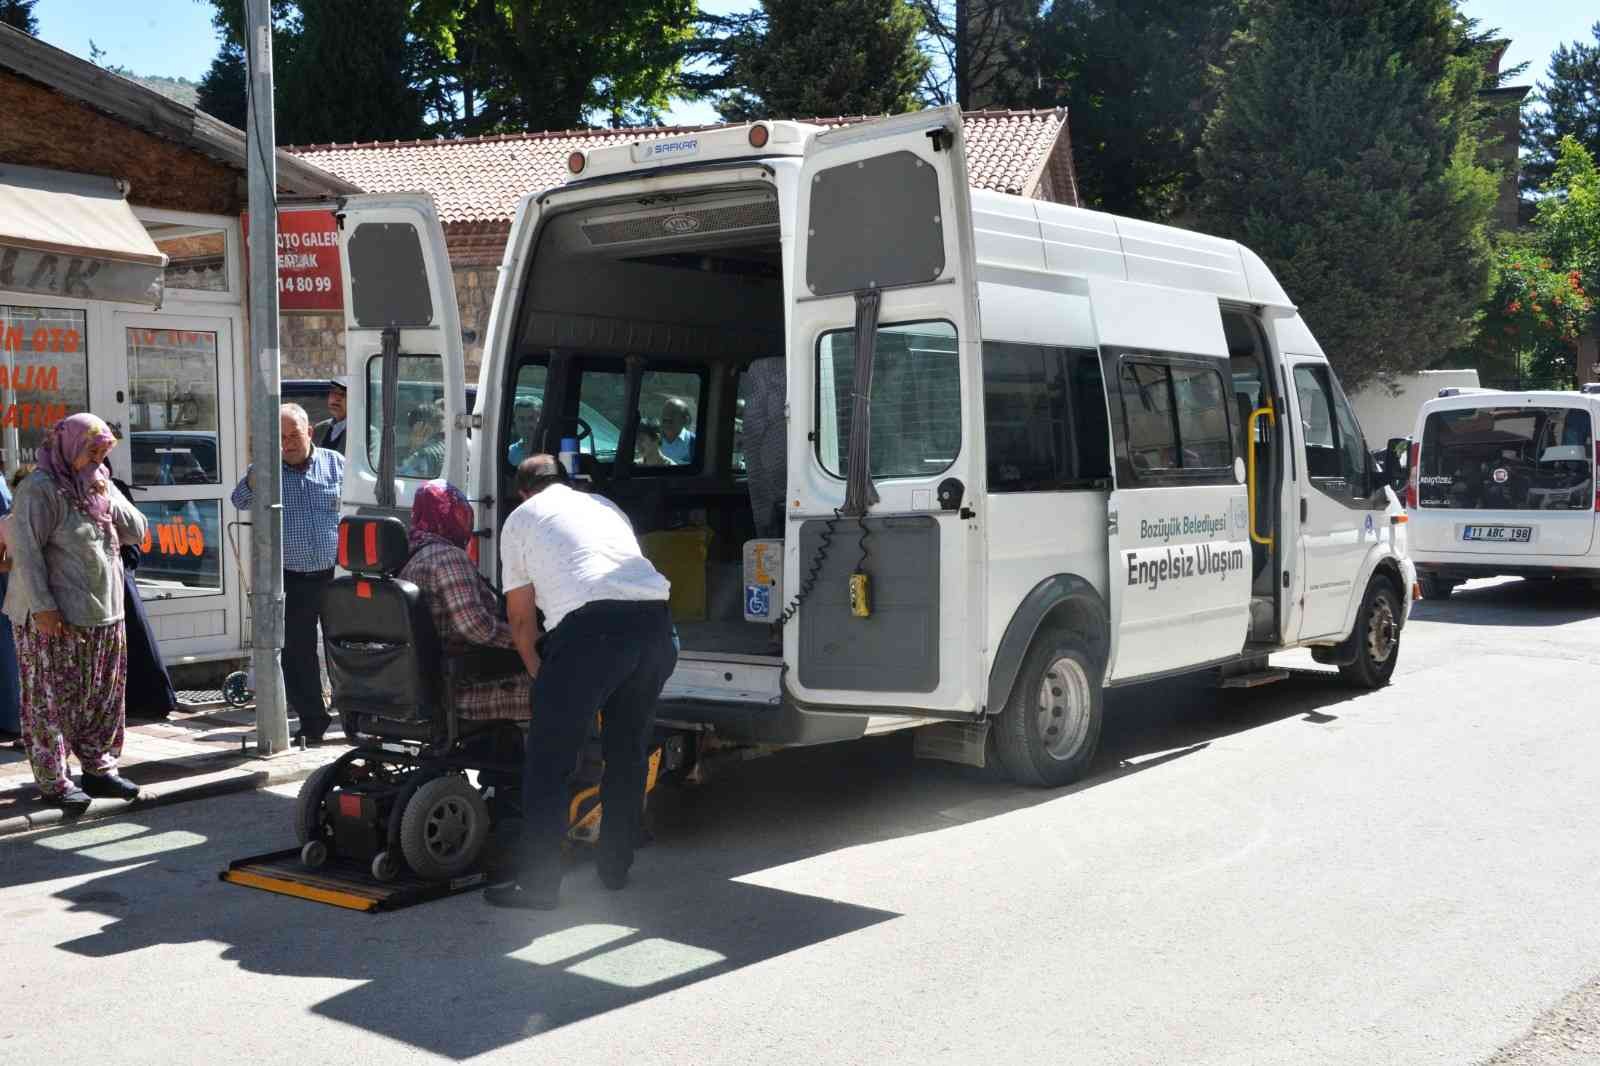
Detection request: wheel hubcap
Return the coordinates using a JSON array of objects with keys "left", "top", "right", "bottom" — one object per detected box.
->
[
  {"left": 424, "top": 797, "right": 472, "bottom": 859},
  {"left": 1035, "top": 656, "right": 1092, "bottom": 761},
  {"left": 1367, "top": 596, "right": 1397, "bottom": 664}
]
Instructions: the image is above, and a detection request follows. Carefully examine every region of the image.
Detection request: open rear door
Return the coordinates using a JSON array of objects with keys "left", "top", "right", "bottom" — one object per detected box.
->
[
  {"left": 785, "top": 105, "right": 987, "bottom": 718},
  {"left": 335, "top": 194, "right": 466, "bottom": 514}
]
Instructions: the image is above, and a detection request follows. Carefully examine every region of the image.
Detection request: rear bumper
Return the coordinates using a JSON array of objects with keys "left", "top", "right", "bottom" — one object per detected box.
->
[
  {"left": 655, "top": 697, "right": 871, "bottom": 747},
  {"left": 1413, "top": 555, "right": 1600, "bottom": 581}
]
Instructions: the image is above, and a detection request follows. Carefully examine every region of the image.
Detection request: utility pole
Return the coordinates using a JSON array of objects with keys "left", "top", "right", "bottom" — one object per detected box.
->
[{"left": 244, "top": 0, "right": 289, "bottom": 754}]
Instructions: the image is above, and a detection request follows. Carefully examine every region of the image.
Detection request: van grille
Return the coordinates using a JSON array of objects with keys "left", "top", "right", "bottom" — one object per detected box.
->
[{"left": 581, "top": 199, "right": 778, "bottom": 247}]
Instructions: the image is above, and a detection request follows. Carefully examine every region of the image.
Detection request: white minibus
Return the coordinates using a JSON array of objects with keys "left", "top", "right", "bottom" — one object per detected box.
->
[
  {"left": 1407, "top": 390, "right": 1599, "bottom": 597},
  {"left": 318, "top": 106, "right": 1415, "bottom": 787}
]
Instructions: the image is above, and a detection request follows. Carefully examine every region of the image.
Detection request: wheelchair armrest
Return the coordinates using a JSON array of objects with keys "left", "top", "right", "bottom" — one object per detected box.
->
[{"left": 447, "top": 644, "right": 528, "bottom": 684}]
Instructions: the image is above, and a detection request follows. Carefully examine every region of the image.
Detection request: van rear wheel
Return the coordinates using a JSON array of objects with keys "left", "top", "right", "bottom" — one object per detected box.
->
[
  {"left": 1339, "top": 580, "right": 1401, "bottom": 689},
  {"left": 994, "top": 632, "right": 1103, "bottom": 788}
]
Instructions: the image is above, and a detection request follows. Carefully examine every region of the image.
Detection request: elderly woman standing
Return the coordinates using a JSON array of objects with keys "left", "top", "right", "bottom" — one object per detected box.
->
[
  {"left": 398, "top": 479, "right": 531, "bottom": 723},
  {"left": 5, "top": 415, "right": 147, "bottom": 813}
]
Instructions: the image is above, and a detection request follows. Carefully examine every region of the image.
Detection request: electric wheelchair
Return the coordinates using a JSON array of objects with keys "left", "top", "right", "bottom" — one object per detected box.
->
[{"left": 294, "top": 515, "right": 661, "bottom": 883}]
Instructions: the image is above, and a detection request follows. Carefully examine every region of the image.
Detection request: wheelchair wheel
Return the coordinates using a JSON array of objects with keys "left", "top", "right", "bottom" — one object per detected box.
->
[
  {"left": 295, "top": 762, "right": 340, "bottom": 847},
  {"left": 399, "top": 775, "right": 490, "bottom": 880},
  {"left": 371, "top": 851, "right": 402, "bottom": 883}
]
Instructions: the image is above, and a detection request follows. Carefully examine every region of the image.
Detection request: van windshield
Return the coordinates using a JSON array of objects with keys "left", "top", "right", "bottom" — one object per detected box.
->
[{"left": 1419, "top": 406, "right": 1594, "bottom": 511}]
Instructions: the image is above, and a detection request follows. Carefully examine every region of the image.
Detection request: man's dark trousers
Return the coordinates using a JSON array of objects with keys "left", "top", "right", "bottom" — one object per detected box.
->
[
  {"left": 519, "top": 599, "right": 677, "bottom": 889},
  {"left": 283, "top": 568, "right": 334, "bottom": 739}
]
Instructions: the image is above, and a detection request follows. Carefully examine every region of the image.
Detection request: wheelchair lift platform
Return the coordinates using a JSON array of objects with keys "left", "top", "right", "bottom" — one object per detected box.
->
[{"left": 220, "top": 848, "right": 489, "bottom": 913}]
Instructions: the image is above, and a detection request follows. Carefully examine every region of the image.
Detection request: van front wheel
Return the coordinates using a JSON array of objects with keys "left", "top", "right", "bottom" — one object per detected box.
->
[
  {"left": 994, "top": 632, "right": 1103, "bottom": 788},
  {"left": 1339, "top": 580, "right": 1401, "bottom": 689}
]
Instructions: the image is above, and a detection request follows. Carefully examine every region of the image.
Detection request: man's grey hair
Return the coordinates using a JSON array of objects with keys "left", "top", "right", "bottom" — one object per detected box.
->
[
  {"left": 515, "top": 453, "right": 566, "bottom": 498},
  {"left": 280, "top": 403, "right": 311, "bottom": 430}
]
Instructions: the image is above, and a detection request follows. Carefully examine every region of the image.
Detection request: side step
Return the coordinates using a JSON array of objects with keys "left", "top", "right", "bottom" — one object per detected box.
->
[{"left": 1219, "top": 668, "right": 1291, "bottom": 689}]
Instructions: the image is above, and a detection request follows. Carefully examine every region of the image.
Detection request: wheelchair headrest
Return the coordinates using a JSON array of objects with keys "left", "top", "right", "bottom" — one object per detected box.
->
[{"left": 338, "top": 515, "right": 410, "bottom": 576}]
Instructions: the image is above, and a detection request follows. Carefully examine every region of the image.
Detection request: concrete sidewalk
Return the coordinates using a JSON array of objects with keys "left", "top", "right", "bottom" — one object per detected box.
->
[{"left": 0, "top": 698, "right": 346, "bottom": 837}]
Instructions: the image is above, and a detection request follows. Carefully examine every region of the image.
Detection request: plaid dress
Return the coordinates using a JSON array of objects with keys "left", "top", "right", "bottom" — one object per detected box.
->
[{"left": 400, "top": 536, "right": 532, "bottom": 721}]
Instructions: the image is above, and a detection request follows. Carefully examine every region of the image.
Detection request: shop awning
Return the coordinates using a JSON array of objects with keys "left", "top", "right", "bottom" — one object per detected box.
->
[{"left": 0, "top": 164, "right": 167, "bottom": 307}]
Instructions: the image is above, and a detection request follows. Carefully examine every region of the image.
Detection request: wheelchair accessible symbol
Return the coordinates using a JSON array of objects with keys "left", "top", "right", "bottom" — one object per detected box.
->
[
  {"left": 746, "top": 584, "right": 771, "bottom": 616},
  {"left": 1364, "top": 514, "right": 1376, "bottom": 538}
]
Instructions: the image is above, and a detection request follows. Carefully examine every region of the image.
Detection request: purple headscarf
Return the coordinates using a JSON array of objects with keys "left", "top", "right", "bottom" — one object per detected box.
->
[{"left": 37, "top": 413, "right": 118, "bottom": 545}]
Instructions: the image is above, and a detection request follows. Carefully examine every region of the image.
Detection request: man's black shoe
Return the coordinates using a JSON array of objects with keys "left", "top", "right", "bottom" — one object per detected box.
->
[
  {"left": 291, "top": 730, "right": 325, "bottom": 748},
  {"left": 483, "top": 882, "right": 559, "bottom": 910},
  {"left": 81, "top": 771, "right": 140, "bottom": 800}
]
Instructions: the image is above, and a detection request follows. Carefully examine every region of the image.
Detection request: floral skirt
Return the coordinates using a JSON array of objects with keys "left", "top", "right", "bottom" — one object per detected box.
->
[{"left": 17, "top": 621, "right": 128, "bottom": 798}]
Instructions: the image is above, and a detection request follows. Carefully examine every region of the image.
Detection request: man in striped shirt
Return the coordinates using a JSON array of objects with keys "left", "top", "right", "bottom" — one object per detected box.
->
[{"left": 231, "top": 404, "right": 345, "bottom": 745}]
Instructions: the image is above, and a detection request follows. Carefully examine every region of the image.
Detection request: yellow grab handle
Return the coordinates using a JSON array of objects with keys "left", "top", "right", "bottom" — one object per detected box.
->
[{"left": 1248, "top": 406, "right": 1276, "bottom": 547}]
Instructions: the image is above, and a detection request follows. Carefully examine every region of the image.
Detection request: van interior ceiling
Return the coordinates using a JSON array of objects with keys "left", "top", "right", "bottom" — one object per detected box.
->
[{"left": 508, "top": 184, "right": 788, "bottom": 657}]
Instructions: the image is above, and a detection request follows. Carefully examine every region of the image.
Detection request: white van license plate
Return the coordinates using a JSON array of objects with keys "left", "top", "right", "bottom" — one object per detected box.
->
[{"left": 1462, "top": 525, "right": 1532, "bottom": 543}]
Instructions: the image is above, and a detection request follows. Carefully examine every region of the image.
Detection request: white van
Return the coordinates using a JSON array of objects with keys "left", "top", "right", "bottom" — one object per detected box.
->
[
  {"left": 322, "top": 106, "right": 1415, "bottom": 787},
  {"left": 1406, "top": 390, "right": 1599, "bottom": 597}
]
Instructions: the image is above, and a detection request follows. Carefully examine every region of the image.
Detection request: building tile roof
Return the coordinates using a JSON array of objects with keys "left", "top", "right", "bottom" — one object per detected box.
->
[{"left": 289, "top": 108, "right": 1071, "bottom": 227}]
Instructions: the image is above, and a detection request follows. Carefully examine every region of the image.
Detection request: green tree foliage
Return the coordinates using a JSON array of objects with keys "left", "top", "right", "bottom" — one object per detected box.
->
[
  {"left": 1534, "top": 137, "right": 1600, "bottom": 318},
  {"left": 906, "top": 0, "right": 1034, "bottom": 109},
  {"left": 691, "top": 0, "right": 927, "bottom": 121},
  {"left": 1475, "top": 245, "right": 1591, "bottom": 389},
  {"left": 421, "top": 0, "right": 698, "bottom": 132},
  {"left": 1197, "top": 0, "right": 1498, "bottom": 392},
  {"left": 276, "top": 0, "right": 422, "bottom": 143},
  {"left": 196, "top": 43, "right": 248, "bottom": 129},
  {"left": 0, "top": 0, "right": 38, "bottom": 35},
  {"left": 1521, "top": 22, "right": 1600, "bottom": 193},
  {"left": 1022, "top": 0, "right": 1245, "bottom": 221}
]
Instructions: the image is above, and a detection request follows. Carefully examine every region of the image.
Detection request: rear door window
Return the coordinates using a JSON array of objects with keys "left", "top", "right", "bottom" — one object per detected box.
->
[{"left": 1419, "top": 406, "right": 1594, "bottom": 511}]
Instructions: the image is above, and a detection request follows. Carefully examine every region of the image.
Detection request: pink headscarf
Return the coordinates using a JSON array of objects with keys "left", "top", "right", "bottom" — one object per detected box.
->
[
  {"left": 36, "top": 413, "right": 118, "bottom": 546},
  {"left": 410, "top": 479, "right": 474, "bottom": 551}
]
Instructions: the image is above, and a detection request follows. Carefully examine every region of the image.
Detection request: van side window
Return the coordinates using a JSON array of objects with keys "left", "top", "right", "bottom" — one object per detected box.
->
[
  {"left": 506, "top": 362, "right": 547, "bottom": 467},
  {"left": 633, "top": 369, "right": 705, "bottom": 470},
  {"left": 1114, "top": 355, "right": 1234, "bottom": 481},
  {"left": 1293, "top": 364, "right": 1370, "bottom": 502},
  {"left": 982, "top": 342, "right": 1109, "bottom": 492},
  {"left": 365, "top": 353, "right": 445, "bottom": 480}
]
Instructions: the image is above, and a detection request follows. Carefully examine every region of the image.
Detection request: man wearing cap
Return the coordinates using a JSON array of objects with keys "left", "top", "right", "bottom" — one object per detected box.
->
[{"left": 313, "top": 378, "right": 348, "bottom": 454}]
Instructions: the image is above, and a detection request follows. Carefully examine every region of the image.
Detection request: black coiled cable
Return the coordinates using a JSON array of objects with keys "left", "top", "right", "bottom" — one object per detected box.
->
[{"left": 774, "top": 507, "right": 843, "bottom": 628}]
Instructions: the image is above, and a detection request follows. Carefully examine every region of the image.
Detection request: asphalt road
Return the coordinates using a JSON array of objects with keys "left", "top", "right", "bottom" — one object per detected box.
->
[{"left": 3, "top": 577, "right": 1600, "bottom": 1065}]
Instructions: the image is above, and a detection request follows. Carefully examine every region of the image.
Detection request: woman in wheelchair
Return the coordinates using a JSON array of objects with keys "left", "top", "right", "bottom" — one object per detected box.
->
[{"left": 398, "top": 480, "right": 532, "bottom": 724}]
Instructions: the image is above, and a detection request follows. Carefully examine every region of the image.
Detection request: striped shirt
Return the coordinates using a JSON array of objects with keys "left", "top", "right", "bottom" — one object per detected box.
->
[{"left": 230, "top": 447, "right": 345, "bottom": 573}]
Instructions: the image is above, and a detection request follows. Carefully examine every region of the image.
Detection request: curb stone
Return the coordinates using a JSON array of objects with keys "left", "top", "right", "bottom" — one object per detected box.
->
[{"left": 0, "top": 750, "right": 338, "bottom": 838}]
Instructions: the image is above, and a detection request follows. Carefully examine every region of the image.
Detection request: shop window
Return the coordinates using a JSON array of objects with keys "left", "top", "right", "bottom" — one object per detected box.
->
[
  {"left": 133, "top": 499, "right": 222, "bottom": 597},
  {"left": 367, "top": 354, "right": 446, "bottom": 479},
  {"left": 151, "top": 228, "right": 229, "bottom": 294},
  {"left": 0, "top": 305, "right": 89, "bottom": 473},
  {"left": 126, "top": 328, "right": 221, "bottom": 485}
]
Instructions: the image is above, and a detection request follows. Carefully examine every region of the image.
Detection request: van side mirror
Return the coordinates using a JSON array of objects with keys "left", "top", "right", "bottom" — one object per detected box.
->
[{"left": 1384, "top": 436, "right": 1411, "bottom": 492}]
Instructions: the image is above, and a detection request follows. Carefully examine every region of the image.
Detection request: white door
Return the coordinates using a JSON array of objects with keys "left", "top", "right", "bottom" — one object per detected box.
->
[
  {"left": 786, "top": 105, "right": 987, "bottom": 716},
  {"left": 1094, "top": 282, "right": 1251, "bottom": 680},
  {"left": 1289, "top": 358, "right": 1378, "bottom": 639},
  {"left": 333, "top": 195, "right": 466, "bottom": 514},
  {"left": 103, "top": 313, "right": 241, "bottom": 653}
]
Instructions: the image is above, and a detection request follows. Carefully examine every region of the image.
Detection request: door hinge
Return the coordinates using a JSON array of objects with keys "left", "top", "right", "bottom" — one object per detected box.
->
[
  {"left": 454, "top": 412, "right": 482, "bottom": 431},
  {"left": 1300, "top": 497, "right": 1308, "bottom": 522},
  {"left": 1282, "top": 570, "right": 1291, "bottom": 589}
]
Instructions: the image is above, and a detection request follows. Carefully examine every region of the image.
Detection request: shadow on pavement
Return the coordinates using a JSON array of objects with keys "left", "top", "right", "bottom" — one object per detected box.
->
[
  {"left": 5, "top": 667, "right": 1364, "bottom": 1059},
  {"left": 1408, "top": 577, "right": 1600, "bottom": 628}
]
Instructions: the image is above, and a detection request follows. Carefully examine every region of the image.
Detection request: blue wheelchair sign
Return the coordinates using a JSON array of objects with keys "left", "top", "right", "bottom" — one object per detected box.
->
[{"left": 745, "top": 584, "right": 771, "bottom": 617}]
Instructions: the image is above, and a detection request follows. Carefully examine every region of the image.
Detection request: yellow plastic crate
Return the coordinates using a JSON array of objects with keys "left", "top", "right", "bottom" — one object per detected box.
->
[{"left": 639, "top": 526, "right": 713, "bottom": 622}]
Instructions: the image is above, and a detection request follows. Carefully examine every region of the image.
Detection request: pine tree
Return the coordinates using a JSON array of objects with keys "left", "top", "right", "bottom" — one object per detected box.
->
[
  {"left": 196, "top": 43, "right": 247, "bottom": 128},
  {"left": 0, "top": 0, "right": 38, "bottom": 35},
  {"left": 1196, "top": 0, "right": 1498, "bottom": 392},
  {"left": 1023, "top": 0, "right": 1245, "bottom": 221},
  {"left": 694, "top": 0, "right": 928, "bottom": 122},
  {"left": 1522, "top": 22, "right": 1600, "bottom": 193}
]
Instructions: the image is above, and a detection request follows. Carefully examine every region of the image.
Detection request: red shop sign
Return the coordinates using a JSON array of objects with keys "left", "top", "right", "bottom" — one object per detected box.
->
[{"left": 241, "top": 209, "right": 344, "bottom": 312}]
